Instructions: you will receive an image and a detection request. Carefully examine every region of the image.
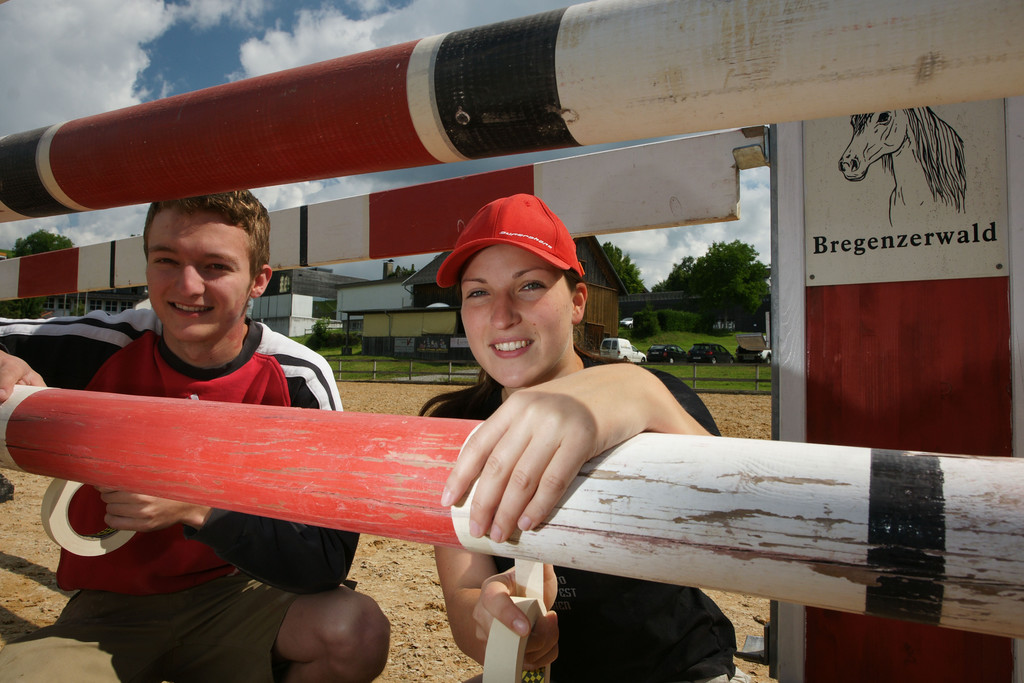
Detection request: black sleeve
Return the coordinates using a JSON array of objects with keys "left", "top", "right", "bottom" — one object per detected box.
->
[
  {"left": 0, "top": 327, "right": 120, "bottom": 389},
  {"left": 184, "top": 510, "right": 359, "bottom": 594},
  {"left": 645, "top": 367, "right": 722, "bottom": 436}
]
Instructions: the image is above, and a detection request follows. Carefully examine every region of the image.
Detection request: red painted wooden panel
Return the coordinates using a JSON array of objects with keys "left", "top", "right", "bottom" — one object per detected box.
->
[
  {"left": 803, "top": 611, "right": 1012, "bottom": 680},
  {"left": 19, "top": 248, "right": 79, "bottom": 298},
  {"left": 368, "top": 164, "right": 534, "bottom": 258},
  {"left": 804, "top": 277, "right": 1013, "bottom": 682}
]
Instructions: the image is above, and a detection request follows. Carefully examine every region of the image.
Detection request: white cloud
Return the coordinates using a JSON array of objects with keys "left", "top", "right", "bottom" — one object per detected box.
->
[
  {"left": 0, "top": 0, "right": 170, "bottom": 129},
  {"left": 0, "top": 204, "right": 147, "bottom": 257},
  {"left": 173, "top": 0, "right": 271, "bottom": 30},
  {"left": 237, "top": 6, "right": 389, "bottom": 77}
]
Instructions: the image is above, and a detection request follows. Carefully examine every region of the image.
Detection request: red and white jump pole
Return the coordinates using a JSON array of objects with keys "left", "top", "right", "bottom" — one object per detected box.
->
[
  {"left": 1, "top": 0, "right": 1022, "bottom": 222},
  {"left": 0, "top": 128, "right": 756, "bottom": 301},
  {"left": 2, "top": 386, "right": 1023, "bottom": 640}
]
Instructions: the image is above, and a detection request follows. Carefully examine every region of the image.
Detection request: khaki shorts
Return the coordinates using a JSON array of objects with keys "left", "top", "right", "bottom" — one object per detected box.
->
[{"left": 0, "top": 574, "right": 296, "bottom": 683}]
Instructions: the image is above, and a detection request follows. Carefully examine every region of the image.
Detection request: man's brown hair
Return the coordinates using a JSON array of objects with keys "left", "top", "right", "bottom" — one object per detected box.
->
[{"left": 143, "top": 191, "right": 271, "bottom": 279}]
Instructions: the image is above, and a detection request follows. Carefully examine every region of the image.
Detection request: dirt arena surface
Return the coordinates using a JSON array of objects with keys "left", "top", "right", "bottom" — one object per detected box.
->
[{"left": 0, "top": 383, "right": 773, "bottom": 682}]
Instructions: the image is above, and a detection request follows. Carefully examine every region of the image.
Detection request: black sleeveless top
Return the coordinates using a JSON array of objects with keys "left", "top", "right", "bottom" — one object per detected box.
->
[{"left": 480, "top": 362, "right": 738, "bottom": 682}]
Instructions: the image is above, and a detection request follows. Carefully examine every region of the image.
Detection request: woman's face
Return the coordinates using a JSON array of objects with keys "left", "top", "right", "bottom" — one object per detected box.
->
[{"left": 459, "top": 244, "right": 586, "bottom": 393}]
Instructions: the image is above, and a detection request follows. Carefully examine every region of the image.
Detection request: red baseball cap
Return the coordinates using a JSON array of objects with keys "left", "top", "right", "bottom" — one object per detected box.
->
[{"left": 436, "top": 194, "right": 584, "bottom": 288}]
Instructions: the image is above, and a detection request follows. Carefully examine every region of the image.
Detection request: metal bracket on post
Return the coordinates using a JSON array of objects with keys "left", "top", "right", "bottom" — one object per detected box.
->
[{"left": 733, "top": 126, "right": 770, "bottom": 169}]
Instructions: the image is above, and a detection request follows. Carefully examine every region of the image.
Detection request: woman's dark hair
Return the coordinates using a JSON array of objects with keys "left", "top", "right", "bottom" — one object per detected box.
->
[{"left": 419, "top": 268, "right": 610, "bottom": 418}]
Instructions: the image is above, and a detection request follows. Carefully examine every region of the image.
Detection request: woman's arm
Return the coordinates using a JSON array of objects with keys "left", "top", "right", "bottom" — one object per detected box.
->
[
  {"left": 441, "top": 362, "right": 712, "bottom": 543},
  {"left": 435, "top": 546, "right": 558, "bottom": 670}
]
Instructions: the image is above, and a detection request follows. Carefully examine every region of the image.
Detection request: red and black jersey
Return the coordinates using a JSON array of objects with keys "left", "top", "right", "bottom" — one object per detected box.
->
[{"left": 0, "top": 309, "right": 354, "bottom": 595}]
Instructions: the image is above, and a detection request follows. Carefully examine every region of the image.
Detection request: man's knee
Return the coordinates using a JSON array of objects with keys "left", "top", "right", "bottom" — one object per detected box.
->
[
  {"left": 323, "top": 591, "right": 390, "bottom": 672},
  {"left": 281, "top": 588, "right": 390, "bottom": 681},
  {"left": 294, "top": 589, "right": 389, "bottom": 679}
]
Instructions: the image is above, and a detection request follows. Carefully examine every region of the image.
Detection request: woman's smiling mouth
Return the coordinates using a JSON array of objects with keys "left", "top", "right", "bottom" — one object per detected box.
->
[{"left": 493, "top": 340, "right": 531, "bottom": 352}]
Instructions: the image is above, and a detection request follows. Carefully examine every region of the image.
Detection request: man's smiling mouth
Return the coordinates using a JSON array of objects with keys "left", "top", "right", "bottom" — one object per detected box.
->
[{"left": 171, "top": 303, "right": 212, "bottom": 313}]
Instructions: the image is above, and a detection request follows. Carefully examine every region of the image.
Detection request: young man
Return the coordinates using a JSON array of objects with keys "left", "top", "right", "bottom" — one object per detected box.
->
[{"left": 0, "top": 192, "right": 389, "bottom": 682}]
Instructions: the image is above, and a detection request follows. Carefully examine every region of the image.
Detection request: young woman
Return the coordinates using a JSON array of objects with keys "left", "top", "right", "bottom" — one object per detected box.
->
[{"left": 422, "top": 194, "right": 747, "bottom": 683}]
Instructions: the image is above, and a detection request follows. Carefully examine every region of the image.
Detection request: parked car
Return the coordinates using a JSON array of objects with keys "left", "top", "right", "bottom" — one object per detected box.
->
[
  {"left": 600, "top": 337, "right": 646, "bottom": 363},
  {"left": 647, "top": 344, "right": 687, "bottom": 363},
  {"left": 619, "top": 317, "right": 634, "bottom": 329},
  {"left": 687, "top": 343, "right": 734, "bottom": 364},
  {"left": 735, "top": 346, "right": 771, "bottom": 363}
]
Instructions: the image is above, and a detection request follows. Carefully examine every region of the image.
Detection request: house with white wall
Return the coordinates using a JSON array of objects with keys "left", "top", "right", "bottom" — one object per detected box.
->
[
  {"left": 334, "top": 260, "right": 416, "bottom": 333},
  {"left": 251, "top": 267, "right": 363, "bottom": 337}
]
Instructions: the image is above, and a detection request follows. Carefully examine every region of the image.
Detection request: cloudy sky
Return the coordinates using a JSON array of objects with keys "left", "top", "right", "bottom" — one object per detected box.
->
[{"left": 0, "top": 0, "right": 770, "bottom": 288}]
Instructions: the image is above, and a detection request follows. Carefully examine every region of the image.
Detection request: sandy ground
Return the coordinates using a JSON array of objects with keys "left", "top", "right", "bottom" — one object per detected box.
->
[{"left": 0, "top": 383, "right": 773, "bottom": 682}]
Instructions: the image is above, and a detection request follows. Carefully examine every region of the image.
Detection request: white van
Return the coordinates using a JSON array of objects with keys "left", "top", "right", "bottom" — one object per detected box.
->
[{"left": 599, "top": 337, "right": 646, "bottom": 363}]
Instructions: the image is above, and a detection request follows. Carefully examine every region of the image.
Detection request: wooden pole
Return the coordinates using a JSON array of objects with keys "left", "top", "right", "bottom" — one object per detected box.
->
[
  {"left": 1, "top": 0, "right": 1022, "bottom": 222},
  {"left": 2, "top": 386, "right": 1023, "bottom": 639},
  {"left": 0, "top": 128, "right": 751, "bottom": 300},
  {"left": 0, "top": 386, "right": 471, "bottom": 546}
]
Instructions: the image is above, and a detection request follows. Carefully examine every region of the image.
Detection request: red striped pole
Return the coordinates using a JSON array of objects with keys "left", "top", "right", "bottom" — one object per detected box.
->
[
  {"left": 0, "top": 129, "right": 754, "bottom": 300},
  {"left": 0, "top": 386, "right": 472, "bottom": 546},
  {"left": 2, "top": 387, "right": 1024, "bottom": 639},
  {"left": 1, "top": 0, "right": 1022, "bottom": 222}
]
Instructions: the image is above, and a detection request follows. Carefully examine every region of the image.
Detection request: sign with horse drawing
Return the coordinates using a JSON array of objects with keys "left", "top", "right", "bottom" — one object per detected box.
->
[{"left": 803, "top": 99, "right": 1007, "bottom": 286}]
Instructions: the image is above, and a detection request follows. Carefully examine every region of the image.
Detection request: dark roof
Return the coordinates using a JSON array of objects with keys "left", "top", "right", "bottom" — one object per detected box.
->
[
  {"left": 404, "top": 252, "right": 447, "bottom": 287},
  {"left": 335, "top": 277, "right": 402, "bottom": 289},
  {"left": 344, "top": 304, "right": 455, "bottom": 316}
]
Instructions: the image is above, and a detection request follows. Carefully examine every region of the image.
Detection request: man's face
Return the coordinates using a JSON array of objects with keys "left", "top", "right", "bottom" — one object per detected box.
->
[{"left": 145, "top": 207, "right": 270, "bottom": 367}]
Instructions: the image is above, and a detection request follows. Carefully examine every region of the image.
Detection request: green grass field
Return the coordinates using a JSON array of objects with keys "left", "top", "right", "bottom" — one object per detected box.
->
[
  {"left": 298, "top": 326, "right": 771, "bottom": 392},
  {"left": 616, "top": 327, "right": 760, "bottom": 354},
  {"left": 616, "top": 327, "right": 772, "bottom": 392}
]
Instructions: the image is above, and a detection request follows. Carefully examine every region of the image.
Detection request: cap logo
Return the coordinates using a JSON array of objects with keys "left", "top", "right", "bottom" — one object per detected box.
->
[{"left": 498, "top": 229, "right": 553, "bottom": 251}]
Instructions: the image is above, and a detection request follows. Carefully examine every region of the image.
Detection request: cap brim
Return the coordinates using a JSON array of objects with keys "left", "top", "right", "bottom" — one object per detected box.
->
[{"left": 436, "top": 239, "right": 574, "bottom": 288}]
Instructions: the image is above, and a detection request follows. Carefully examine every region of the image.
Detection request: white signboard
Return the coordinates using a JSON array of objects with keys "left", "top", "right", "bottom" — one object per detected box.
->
[{"left": 803, "top": 100, "right": 1007, "bottom": 286}]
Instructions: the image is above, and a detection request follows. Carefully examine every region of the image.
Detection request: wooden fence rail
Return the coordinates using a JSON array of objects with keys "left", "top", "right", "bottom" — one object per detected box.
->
[{"left": 330, "top": 358, "right": 772, "bottom": 392}]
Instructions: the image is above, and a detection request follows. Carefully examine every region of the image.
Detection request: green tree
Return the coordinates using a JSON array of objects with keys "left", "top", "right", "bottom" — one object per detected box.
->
[
  {"left": 13, "top": 230, "right": 74, "bottom": 257},
  {"left": 601, "top": 242, "right": 645, "bottom": 293},
  {"left": 687, "top": 240, "right": 769, "bottom": 315},
  {"left": 651, "top": 255, "right": 695, "bottom": 292},
  {"left": 632, "top": 307, "right": 660, "bottom": 337},
  {"left": 391, "top": 264, "right": 416, "bottom": 279},
  {"left": 0, "top": 230, "right": 75, "bottom": 318}
]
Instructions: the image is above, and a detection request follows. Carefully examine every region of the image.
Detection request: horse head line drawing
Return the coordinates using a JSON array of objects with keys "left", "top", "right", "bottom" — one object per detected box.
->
[{"left": 838, "top": 107, "right": 966, "bottom": 226}]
